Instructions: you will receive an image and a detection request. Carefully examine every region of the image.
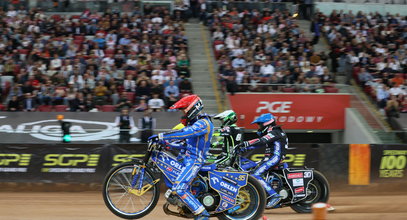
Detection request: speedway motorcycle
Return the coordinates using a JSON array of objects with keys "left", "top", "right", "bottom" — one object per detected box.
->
[
  {"left": 102, "top": 140, "right": 267, "bottom": 219},
  {"left": 209, "top": 144, "right": 330, "bottom": 213}
]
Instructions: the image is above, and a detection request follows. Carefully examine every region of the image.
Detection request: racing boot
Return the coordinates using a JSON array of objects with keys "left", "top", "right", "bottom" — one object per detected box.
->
[
  {"left": 194, "top": 210, "right": 210, "bottom": 220},
  {"left": 266, "top": 193, "right": 281, "bottom": 209}
]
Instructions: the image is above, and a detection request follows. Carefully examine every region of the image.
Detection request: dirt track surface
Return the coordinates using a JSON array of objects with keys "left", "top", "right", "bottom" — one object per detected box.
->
[{"left": 1, "top": 192, "right": 407, "bottom": 220}]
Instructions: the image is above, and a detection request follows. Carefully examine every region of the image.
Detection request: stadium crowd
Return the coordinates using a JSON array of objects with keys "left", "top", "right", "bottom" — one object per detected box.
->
[
  {"left": 206, "top": 7, "right": 337, "bottom": 94},
  {"left": 0, "top": 5, "right": 193, "bottom": 112},
  {"left": 317, "top": 10, "right": 406, "bottom": 117}
]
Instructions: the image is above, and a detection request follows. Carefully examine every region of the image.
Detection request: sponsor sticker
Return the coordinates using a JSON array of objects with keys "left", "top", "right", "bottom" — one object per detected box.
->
[
  {"left": 292, "top": 178, "right": 304, "bottom": 187},
  {"left": 294, "top": 194, "right": 306, "bottom": 197},
  {"left": 222, "top": 195, "right": 235, "bottom": 204},
  {"left": 294, "top": 186, "right": 305, "bottom": 193},
  {"left": 287, "top": 172, "right": 303, "bottom": 179}
]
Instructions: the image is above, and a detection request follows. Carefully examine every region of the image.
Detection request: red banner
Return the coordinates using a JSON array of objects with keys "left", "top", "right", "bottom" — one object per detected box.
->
[{"left": 228, "top": 93, "right": 350, "bottom": 130}]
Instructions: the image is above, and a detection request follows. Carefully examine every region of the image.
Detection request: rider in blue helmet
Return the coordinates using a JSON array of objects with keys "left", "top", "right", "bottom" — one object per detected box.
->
[{"left": 236, "top": 113, "right": 288, "bottom": 208}]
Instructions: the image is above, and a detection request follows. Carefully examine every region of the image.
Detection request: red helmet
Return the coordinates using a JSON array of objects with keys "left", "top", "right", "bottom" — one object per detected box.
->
[{"left": 170, "top": 95, "right": 203, "bottom": 124}]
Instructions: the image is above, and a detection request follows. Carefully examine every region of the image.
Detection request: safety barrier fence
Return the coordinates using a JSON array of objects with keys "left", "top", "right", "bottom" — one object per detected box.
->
[{"left": 0, "top": 143, "right": 405, "bottom": 189}]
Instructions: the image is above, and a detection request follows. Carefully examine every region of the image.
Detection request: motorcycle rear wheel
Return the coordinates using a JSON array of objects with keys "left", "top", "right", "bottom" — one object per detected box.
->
[{"left": 290, "top": 170, "right": 330, "bottom": 213}]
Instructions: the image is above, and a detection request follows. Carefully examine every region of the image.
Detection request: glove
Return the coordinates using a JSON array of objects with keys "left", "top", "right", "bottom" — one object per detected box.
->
[
  {"left": 235, "top": 143, "right": 246, "bottom": 153},
  {"left": 148, "top": 135, "right": 159, "bottom": 143}
]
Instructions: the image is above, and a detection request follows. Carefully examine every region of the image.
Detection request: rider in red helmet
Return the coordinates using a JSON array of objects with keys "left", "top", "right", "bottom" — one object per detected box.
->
[{"left": 149, "top": 95, "right": 214, "bottom": 220}]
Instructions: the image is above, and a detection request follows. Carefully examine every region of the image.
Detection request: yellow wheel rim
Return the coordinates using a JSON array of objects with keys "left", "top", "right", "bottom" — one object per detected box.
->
[{"left": 235, "top": 187, "right": 251, "bottom": 212}]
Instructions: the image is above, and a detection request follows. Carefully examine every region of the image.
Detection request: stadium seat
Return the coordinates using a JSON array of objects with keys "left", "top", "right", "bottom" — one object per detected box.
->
[
  {"left": 70, "top": 15, "right": 81, "bottom": 20},
  {"left": 38, "top": 105, "right": 53, "bottom": 112},
  {"left": 125, "top": 70, "right": 137, "bottom": 76},
  {"left": 13, "top": 64, "right": 21, "bottom": 75},
  {"left": 127, "top": 92, "right": 135, "bottom": 103},
  {"left": 101, "top": 105, "right": 116, "bottom": 112},
  {"left": 54, "top": 105, "right": 68, "bottom": 112},
  {"left": 3, "top": 81, "right": 11, "bottom": 96},
  {"left": 73, "top": 39, "right": 83, "bottom": 45},
  {"left": 105, "top": 49, "right": 115, "bottom": 55},
  {"left": 51, "top": 14, "right": 62, "bottom": 22},
  {"left": 74, "top": 36, "right": 85, "bottom": 42},
  {"left": 18, "top": 49, "right": 29, "bottom": 61},
  {"left": 324, "top": 87, "right": 339, "bottom": 93},
  {"left": 282, "top": 87, "right": 296, "bottom": 92}
]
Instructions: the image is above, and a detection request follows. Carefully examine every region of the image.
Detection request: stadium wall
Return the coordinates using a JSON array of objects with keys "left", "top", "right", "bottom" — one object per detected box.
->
[{"left": 0, "top": 143, "right": 406, "bottom": 191}]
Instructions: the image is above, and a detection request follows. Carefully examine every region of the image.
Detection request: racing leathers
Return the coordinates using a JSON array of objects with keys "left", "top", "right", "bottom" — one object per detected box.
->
[
  {"left": 239, "top": 126, "right": 287, "bottom": 198},
  {"left": 158, "top": 115, "right": 214, "bottom": 215},
  {"left": 211, "top": 125, "right": 243, "bottom": 166}
]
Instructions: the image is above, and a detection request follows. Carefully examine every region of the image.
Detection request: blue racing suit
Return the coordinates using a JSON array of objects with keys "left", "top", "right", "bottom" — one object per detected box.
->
[
  {"left": 158, "top": 115, "right": 214, "bottom": 215},
  {"left": 240, "top": 126, "right": 287, "bottom": 197}
]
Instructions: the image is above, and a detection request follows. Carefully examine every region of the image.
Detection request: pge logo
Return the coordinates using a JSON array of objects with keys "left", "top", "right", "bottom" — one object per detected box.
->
[
  {"left": 256, "top": 101, "right": 293, "bottom": 113},
  {"left": 0, "top": 154, "right": 31, "bottom": 166}
]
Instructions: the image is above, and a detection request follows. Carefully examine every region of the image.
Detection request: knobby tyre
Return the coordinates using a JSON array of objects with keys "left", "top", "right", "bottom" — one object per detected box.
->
[
  {"left": 290, "top": 170, "right": 330, "bottom": 213},
  {"left": 218, "top": 175, "right": 266, "bottom": 220},
  {"left": 103, "top": 162, "right": 160, "bottom": 219}
]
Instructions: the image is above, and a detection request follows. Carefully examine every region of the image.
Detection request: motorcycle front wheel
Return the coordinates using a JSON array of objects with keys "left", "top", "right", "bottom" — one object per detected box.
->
[
  {"left": 102, "top": 162, "right": 160, "bottom": 219},
  {"left": 290, "top": 170, "right": 330, "bottom": 213},
  {"left": 218, "top": 175, "right": 266, "bottom": 220}
]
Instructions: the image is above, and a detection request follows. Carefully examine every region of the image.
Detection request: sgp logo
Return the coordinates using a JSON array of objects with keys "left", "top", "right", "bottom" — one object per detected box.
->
[{"left": 256, "top": 101, "right": 293, "bottom": 113}]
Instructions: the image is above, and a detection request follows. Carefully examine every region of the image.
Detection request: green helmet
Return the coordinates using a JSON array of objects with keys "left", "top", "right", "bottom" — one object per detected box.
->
[{"left": 214, "top": 110, "right": 238, "bottom": 127}]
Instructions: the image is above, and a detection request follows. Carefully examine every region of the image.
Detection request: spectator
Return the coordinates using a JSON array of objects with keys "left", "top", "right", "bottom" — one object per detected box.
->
[
  {"left": 7, "top": 95, "right": 20, "bottom": 112},
  {"left": 386, "top": 95, "right": 400, "bottom": 118},
  {"left": 84, "top": 94, "right": 96, "bottom": 111},
  {"left": 358, "top": 67, "right": 374, "bottom": 86},
  {"left": 260, "top": 60, "right": 275, "bottom": 77},
  {"left": 376, "top": 84, "right": 390, "bottom": 115},
  {"left": 134, "top": 98, "right": 148, "bottom": 112},
  {"left": 179, "top": 78, "right": 193, "bottom": 93},
  {"left": 22, "top": 93, "right": 37, "bottom": 112},
  {"left": 305, "top": 65, "right": 317, "bottom": 79},
  {"left": 148, "top": 93, "right": 165, "bottom": 112},
  {"left": 123, "top": 74, "right": 136, "bottom": 92},
  {"left": 164, "top": 80, "right": 180, "bottom": 99},
  {"left": 0, "top": 6, "right": 192, "bottom": 111},
  {"left": 115, "top": 92, "right": 133, "bottom": 111},
  {"left": 136, "top": 80, "right": 152, "bottom": 100},
  {"left": 94, "top": 81, "right": 108, "bottom": 105}
]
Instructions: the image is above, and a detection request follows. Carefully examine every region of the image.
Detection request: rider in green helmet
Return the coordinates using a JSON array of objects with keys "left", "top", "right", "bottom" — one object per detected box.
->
[{"left": 208, "top": 110, "right": 243, "bottom": 166}]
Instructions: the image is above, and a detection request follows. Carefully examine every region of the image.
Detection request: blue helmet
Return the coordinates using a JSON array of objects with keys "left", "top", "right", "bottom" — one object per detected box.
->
[
  {"left": 251, "top": 113, "right": 275, "bottom": 126},
  {"left": 252, "top": 113, "right": 276, "bottom": 135}
]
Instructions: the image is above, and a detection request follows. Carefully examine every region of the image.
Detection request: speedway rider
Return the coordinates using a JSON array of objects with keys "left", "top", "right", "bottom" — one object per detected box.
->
[
  {"left": 149, "top": 95, "right": 214, "bottom": 220},
  {"left": 236, "top": 113, "right": 288, "bottom": 209},
  {"left": 211, "top": 110, "right": 243, "bottom": 166}
]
